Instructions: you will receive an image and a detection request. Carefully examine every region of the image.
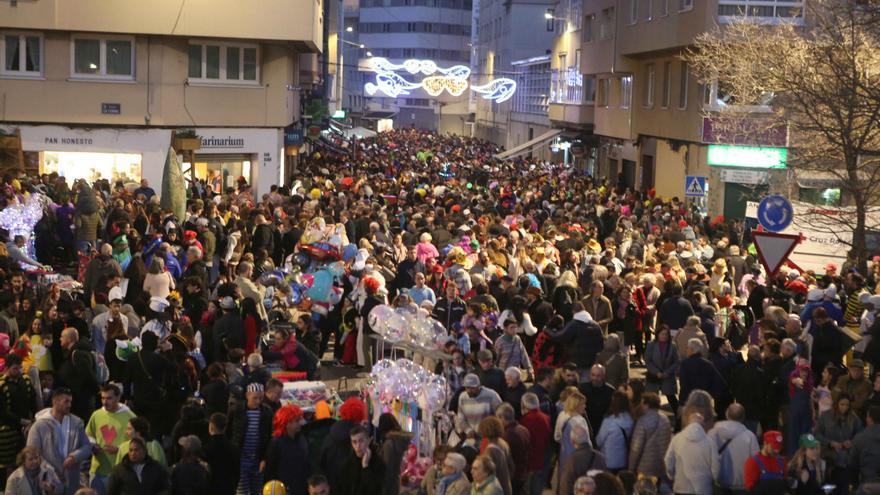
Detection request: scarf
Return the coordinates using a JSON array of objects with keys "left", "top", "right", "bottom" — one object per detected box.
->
[{"left": 437, "top": 471, "right": 463, "bottom": 495}]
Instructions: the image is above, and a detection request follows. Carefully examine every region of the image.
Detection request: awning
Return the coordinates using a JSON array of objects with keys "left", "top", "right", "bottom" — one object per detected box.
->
[
  {"left": 494, "top": 129, "right": 563, "bottom": 160},
  {"left": 344, "top": 126, "right": 377, "bottom": 139},
  {"left": 362, "top": 111, "right": 398, "bottom": 120},
  {"left": 796, "top": 170, "right": 844, "bottom": 189}
]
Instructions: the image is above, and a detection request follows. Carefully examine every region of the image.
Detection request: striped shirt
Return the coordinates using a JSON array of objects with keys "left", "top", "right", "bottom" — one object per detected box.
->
[{"left": 242, "top": 409, "right": 260, "bottom": 461}]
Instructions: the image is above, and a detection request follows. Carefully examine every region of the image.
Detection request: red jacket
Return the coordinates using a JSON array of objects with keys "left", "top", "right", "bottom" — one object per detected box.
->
[
  {"left": 744, "top": 453, "right": 786, "bottom": 491},
  {"left": 519, "top": 410, "right": 551, "bottom": 473}
]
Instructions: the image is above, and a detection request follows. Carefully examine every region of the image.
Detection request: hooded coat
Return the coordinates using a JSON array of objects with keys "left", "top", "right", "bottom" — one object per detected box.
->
[
  {"left": 707, "top": 420, "right": 760, "bottom": 490},
  {"left": 664, "top": 421, "right": 720, "bottom": 495},
  {"left": 547, "top": 310, "right": 603, "bottom": 369},
  {"left": 26, "top": 408, "right": 92, "bottom": 495}
]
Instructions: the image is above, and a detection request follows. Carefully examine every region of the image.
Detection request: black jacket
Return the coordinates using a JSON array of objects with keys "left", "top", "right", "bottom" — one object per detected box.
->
[
  {"left": 227, "top": 403, "right": 274, "bottom": 462},
  {"left": 265, "top": 434, "right": 311, "bottom": 495},
  {"left": 477, "top": 367, "right": 508, "bottom": 399},
  {"left": 336, "top": 447, "right": 386, "bottom": 495},
  {"left": 319, "top": 419, "right": 358, "bottom": 483},
  {"left": 251, "top": 223, "right": 275, "bottom": 256},
  {"left": 125, "top": 348, "right": 171, "bottom": 406},
  {"left": 431, "top": 297, "right": 467, "bottom": 330},
  {"left": 732, "top": 360, "right": 767, "bottom": 422},
  {"left": 579, "top": 382, "right": 615, "bottom": 437},
  {"left": 679, "top": 354, "right": 728, "bottom": 405},
  {"left": 548, "top": 314, "right": 604, "bottom": 369},
  {"left": 56, "top": 339, "right": 99, "bottom": 421},
  {"left": 170, "top": 459, "right": 210, "bottom": 495},
  {"left": 203, "top": 434, "right": 239, "bottom": 495},
  {"left": 107, "top": 456, "right": 171, "bottom": 495}
]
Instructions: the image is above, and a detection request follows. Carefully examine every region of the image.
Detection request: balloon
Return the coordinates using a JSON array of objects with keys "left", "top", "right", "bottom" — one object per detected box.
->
[
  {"left": 258, "top": 269, "right": 286, "bottom": 287},
  {"left": 381, "top": 311, "right": 408, "bottom": 343},
  {"left": 342, "top": 243, "right": 358, "bottom": 262},
  {"left": 368, "top": 305, "right": 395, "bottom": 334}
]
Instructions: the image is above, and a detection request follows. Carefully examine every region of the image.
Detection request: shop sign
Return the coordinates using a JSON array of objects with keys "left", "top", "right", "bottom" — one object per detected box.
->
[
  {"left": 707, "top": 145, "right": 787, "bottom": 169},
  {"left": 720, "top": 169, "right": 769, "bottom": 184},
  {"left": 284, "top": 127, "right": 304, "bottom": 146},
  {"left": 702, "top": 117, "right": 788, "bottom": 147},
  {"left": 200, "top": 136, "right": 245, "bottom": 149}
]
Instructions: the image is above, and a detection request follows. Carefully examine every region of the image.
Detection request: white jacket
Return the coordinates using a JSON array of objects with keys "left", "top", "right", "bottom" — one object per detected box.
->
[
  {"left": 664, "top": 422, "right": 719, "bottom": 495},
  {"left": 707, "top": 420, "right": 759, "bottom": 490}
]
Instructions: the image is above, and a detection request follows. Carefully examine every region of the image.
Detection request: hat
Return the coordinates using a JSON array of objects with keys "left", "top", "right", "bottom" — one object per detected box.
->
[
  {"left": 148, "top": 297, "right": 170, "bottom": 313},
  {"left": 314, "top": 400, "right": 332, "bottom": 420},
  {"left": 848, "top": 359, "right": 865, "bottom": 368},
  {"left": 763, "top": 430, "right": 784, "bottom": 451},
  {"left": 184, "top": 230, "right": 198, "bottom": 241},
  {"left": 108, "top": 287, "right": 125, "bottom": 303},
  {"left": 462, "top": 373, "right": 480, "bottom": 387},
  {"left": 825, "top": 262, "right": 838, "bottom": 272},
  {"left": 477, "top": 349, "right": 494, "bottom": 362},
  {"left": 246, "top": 383, "right": 265, "bottom": 394},
  {"left": 178, "top": 435, "right": 202, "bottom": 453},
  {"left": 220, "top": 296, "right": 237, "bottom": 310},
  {"left": 799, "top": 433, "right": 819, "bottom": 448}
]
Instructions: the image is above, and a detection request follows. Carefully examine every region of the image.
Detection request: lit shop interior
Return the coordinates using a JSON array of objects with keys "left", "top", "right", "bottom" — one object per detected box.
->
[
  {"left": 186, "top": 155, "right": 252, "bottom": 193},
  {"left": 40, "top": 151, "right": 142, "bottom": 185}
]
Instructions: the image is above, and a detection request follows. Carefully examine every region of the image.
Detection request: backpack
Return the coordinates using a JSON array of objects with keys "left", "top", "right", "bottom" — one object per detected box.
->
[{"left": 76, "top": 349, "right": 110, "bottom": 384}]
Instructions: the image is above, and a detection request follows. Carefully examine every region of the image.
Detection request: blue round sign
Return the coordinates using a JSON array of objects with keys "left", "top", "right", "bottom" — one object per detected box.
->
[{"left": 757, "top": 195, "right": 794, "bottom": 232}]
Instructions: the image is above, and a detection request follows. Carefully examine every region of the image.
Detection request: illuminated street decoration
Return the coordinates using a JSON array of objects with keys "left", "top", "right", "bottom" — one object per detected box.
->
[
  {"left": 0, "top": 193, "right": 46, "bottom": 266},
  {"left": 422, "top": 75, "right": 469, "bottom": 97},
  {"left": 470, "top": 78, "right": 518, "bottom": 103},
  {"left": 364, "top": 57, "right": 515, "bottom": 102}
]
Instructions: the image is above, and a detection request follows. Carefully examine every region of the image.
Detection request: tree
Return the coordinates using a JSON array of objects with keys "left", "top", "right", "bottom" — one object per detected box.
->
[{"left": 684, "top": 0, "right": 880, "bottom": 272}]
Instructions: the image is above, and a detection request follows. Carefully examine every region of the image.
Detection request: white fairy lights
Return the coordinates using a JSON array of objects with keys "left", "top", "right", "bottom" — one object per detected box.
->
[{"left": 364, "top": 57, "right": 517, "bottom": 102}]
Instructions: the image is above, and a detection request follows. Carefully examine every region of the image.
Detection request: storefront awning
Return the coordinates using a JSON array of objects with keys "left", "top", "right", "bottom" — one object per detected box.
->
[
  {"left": 796, "top": 170, "right": 845, "bottom": 189},
  {"left": 494, "top": 129, "right": 563, "bottom": 160}
]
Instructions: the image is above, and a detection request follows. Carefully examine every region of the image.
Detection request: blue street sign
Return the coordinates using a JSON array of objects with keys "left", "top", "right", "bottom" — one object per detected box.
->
[
  {"left": 757, "top": 194, "right": 794, "bottom": 232},
  {"left": 685, "top": 176, "right": 707, "bottom": 197}
]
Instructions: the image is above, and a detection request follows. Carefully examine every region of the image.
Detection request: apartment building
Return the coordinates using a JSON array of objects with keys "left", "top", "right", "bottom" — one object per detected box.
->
[
  {"left": 340, "top": 0, "right": 474, "bottom": 133},
  {"left": 0, "top": 0, "right": 321, "bottom": 197},
  {"left": 473, "top": 0, "right": 557, "bottom": 149},
  {"left": 581, "top": 0, "right": 802, "bottom": 219}
]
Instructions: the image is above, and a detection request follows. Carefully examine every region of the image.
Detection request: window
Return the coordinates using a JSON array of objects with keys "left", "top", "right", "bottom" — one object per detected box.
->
[
  {"left": 620, "top": 75, "right": 632, "bottom": 108},
  {"left": 584, "top": 76, "right": 596, "bottom": 103},
  {"left": 629, "top": 0, "right": 639, "bottom": 24},
  {"left": 584, "top": 14, "right": 594, "bottom": 41},
  {"left": 643, "top": 63, "right": 654, "bottom": 107},
  {"left": 678, "top": 61, "right": 688, "bottom": 108},
  {"left": 661, "top": 61, "right": 671, "bottom": 108},
  {"left": 188, "top": 41, "right": 259, "bottom": 83},
  {"left": 646, "top": 0, "right": 653, "bottom": 20},
  {"left": 1, "top": 32, "right": 41, "bottom": 76},
  {"left": 717, "top": 1, "right": 804, "bottom": 22},
  {"left": 600, "top": 7, "right": 615, "bottom": 39},
  {"left": 702, "top": 82, "right": 712, "bottom": 107},
  {"left": 660, "top": 0, "right": 668, "bottom": 15},
  {"left": 570, "top": 0, "right": 583, "bottom": 31},
  {"left": 679, "top": 0, "right": 692, "bottom": 11},
  {"left": 597, "top": 78, "right": 609, "bottom": 107},
  {"left": 71, "top": 35, "right": 134, "bottom": 79}
]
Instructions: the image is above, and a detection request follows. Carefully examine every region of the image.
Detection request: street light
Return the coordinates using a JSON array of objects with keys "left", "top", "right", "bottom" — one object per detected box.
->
[
  {"left": 366, "top": 51, "right": 373, "bottom": 57},
  {"left": 346, "top": 26, "right": 353, "bottom": 32},
  {"left": 544, "top": 10, "right": 554, "bottom": 19}
]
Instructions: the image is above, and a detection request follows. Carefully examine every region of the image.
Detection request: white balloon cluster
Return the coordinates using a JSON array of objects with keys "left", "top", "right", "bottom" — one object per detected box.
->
[
  {"left": 368, "top": 305, "right": 449, "bottom": 352},
  {"left": 369, "top": 359, "right": 447, "bottom": 413}
]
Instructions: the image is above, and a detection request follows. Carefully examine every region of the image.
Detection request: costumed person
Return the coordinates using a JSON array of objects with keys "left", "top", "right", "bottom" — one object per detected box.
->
[
  {"left": 264, "top": 405, "right": 311, "bottom": 495},
  {"left": 0, "top": 353, "right": 36, "bottom": 484}
]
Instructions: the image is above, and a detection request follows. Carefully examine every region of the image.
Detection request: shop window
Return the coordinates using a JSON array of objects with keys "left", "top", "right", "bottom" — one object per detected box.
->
[
  {"left": 41, "top": 151, "right": 142, "bottom": 185},
  {"left": 799, "top": 187, "right": 841, "bottom": 206},
  {"left": 71, "top": 35, "right": 134, "bottom": 80},
  {"left": 1, "top": 32, "right": 42, "bottom": 77},
  {"left": 188, "top": 41, "right": 259, "bottom": 84}
]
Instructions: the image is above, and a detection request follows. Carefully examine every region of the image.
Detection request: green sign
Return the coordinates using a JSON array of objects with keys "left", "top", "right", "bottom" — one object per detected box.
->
[
  {"left": 707, "top": 145, "right": 787, "bottom": 169},
  {"left": 332, "top": 109, "right": 346, "bottom": 119}
]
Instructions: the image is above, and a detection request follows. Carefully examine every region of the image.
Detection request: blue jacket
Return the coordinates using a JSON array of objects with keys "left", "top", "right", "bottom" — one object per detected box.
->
[{"left": 596, "top": 413, "right": 633, "bottom": 470}]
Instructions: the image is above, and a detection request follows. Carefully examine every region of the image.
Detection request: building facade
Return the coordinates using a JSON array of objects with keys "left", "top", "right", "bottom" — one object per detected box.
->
[
  {"left": 0, "top": 0, "right": 321, "bottom": 197},
  {"left": 341, "top": 0, "right": 475, "bottom": 133},
  {"left": 580, "top": 0, "right": 803, "bottom": 219}
]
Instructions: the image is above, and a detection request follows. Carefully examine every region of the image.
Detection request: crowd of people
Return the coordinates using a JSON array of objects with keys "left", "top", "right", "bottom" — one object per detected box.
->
[{"left": 0, "top": 128, "right": 876, "bottom": 495}]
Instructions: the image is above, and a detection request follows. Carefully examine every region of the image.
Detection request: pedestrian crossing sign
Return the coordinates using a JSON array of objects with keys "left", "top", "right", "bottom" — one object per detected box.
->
[{"left": 685, "top": 176, "right": 707, "bottom": 198}]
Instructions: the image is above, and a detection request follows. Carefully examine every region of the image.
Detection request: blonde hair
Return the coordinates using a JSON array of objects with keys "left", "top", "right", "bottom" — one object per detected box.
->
[
  {"left": 558, "top": 270, "right": 577, "bottom": 289},
  {"left": 563, "top": 390, "right": 586, "bottom": 414}
]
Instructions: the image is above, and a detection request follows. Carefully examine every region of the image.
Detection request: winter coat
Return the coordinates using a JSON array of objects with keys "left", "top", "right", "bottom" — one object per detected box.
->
[
  {"left": 558, "top": 445, "right": 607, "bottom": 495},
  {"left": 595, "top": 413, "right": 633, "bottom": 470},
  {"left": 55, "top": 341, "right": 99, "bottom": 426},
  {"left": 581, "top": 294, "right": 612, "bottom": 334},
  {"left": 502, "top": 422, "right": 531, "bottom": 482},
  {"left": 707, "top": 420, "right": 760, "bottom": 490},
  {"left": 731, "top": 360, "right": 767, "bottom": 422},
  {"left": 471, "top": 476, "right": 504, "bottom": 495},
  {"left": 336, "top": 447, "right": 385, "bottom": 495},
  {"left": 203, "top": 434, "right": 239, "bottom": 495},
  {"left": 227, "top": 403, "right": 274, "bottom": 462},
  {"left": 484, "top": 441, "right": 513, "bottom": 495},
  {"left": 664, "top": 421, "right": 720, "bottom": 495},
  {"left": 431, "top": 297, "right": 467, "bottom": 331},
  {"left": 26, "top": 409, "right": 92, "bottom": 495},
  {"left": 851, "top": 424, "right": 880, "bottom": 484},
  {"left": 4, "top": 461, "right": 63, "bottom": 495},
  {"left": 319, "top": 419, "right": 358, "bottom": 484},
  {"left": 596, "top": 349, "right": 628, "bottom": 390},
  {"left": 518, "top": 410, "right": 551, "bottom": 473},
  {"left": 678, "top": 353, "right": 727, "bottom": 405},
  {"left": 107, "top": 455, "right": 170, "bottom": 495},
  {"left": 547, "top": 311, "right": 604, "bottom": 369},
  {"left": 235, "top": 276, "right": 267, "bottom": 322},
  {"left": 813, "top": 410, "right": 863, "bottom": 468},
  {"left": 380, "top": 430, "right": 413, "bottom": 495},
  {"left": 644, "top": 340, "right": 679, "bottom": 397},
  {"left": 628, "top": 409, "right": 672, "bottom": 480},
  {"left": 265, "top": 433, "right": 311, "bottom": 495}
]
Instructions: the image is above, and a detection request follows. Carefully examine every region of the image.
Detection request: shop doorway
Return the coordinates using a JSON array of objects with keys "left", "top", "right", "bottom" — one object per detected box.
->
[
  {"left": 621, "top": 159, "right": 636, "bottom": 190},
  {"left": 724, "top": 182, "right": 768, "bottom": 220},
  {"left": 640, "top": 155, "right": 655, "bottom": 191},
  {"left": 191, "top": 154, "right": 253, "bottom": 193}
]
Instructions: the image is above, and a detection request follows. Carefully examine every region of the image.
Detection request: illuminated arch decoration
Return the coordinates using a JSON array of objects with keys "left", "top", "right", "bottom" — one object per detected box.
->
[{"left": 364, "top": 57, "right": 516, "bottom": 103}]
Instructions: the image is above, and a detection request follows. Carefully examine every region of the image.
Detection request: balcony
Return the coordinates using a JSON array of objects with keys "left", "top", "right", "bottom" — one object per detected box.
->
[
  {"left": 548, "top": 68, "right": 594, "bottom": 127},
  {"left": 1, "top": 0, "right": 321, "bottom": 50}
]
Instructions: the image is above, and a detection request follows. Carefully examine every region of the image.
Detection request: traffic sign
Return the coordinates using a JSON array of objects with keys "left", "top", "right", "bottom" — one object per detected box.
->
[
  {"left": 757, "top": 195, "right": 794, "bottom": 232},
  {"left": 685, "top": 176, "right": 707, "bottom": 198},
  {"left": 752, "top": 231, "right": 801, "bottom": 277}
]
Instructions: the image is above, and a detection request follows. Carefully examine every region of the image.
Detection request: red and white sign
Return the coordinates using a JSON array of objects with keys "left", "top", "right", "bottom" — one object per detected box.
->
[{"left": 752, "top": 231, "right": 802, "bottom": 277}]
